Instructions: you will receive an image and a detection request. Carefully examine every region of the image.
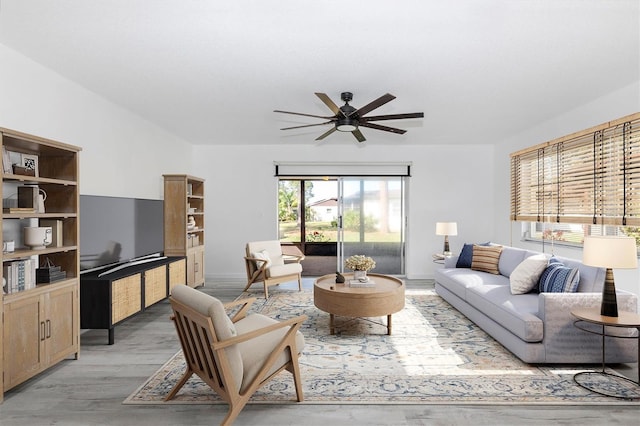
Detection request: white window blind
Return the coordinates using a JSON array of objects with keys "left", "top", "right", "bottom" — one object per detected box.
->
[{"left": 511, "top": 112, "right": 640, "bottom": 226}]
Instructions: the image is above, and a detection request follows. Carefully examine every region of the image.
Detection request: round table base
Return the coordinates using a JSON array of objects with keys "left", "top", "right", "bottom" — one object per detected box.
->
[{"left": 573, "top": 371, "right": 640, "bottom": 400}]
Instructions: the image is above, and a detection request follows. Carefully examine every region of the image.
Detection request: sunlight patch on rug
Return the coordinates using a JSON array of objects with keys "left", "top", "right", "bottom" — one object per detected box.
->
[{"left": 124, "top": 288, "right": 640, "bottom": 405}]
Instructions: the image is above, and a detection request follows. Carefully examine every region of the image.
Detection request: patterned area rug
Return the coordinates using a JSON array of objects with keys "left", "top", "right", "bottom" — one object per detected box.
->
[{"left": 124, "top": 288, "right": 640, "bottom": 405}]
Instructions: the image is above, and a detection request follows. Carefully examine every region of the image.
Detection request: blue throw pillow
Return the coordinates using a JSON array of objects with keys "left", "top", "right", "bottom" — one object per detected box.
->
[
  {"left": 538, "top": 257, "right": 580, "bottom": 293},
  {"left": 456, "top": 242, "right": 490, "bottom": 268}
]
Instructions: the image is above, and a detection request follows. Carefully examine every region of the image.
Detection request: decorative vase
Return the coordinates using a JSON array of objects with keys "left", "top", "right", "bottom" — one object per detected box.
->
[{"left": 354, "top": 270, "right": 367, "bottom": 281}]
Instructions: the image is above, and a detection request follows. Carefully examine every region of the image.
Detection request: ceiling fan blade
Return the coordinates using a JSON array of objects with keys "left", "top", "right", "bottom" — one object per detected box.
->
[
  {"left": 352, "top": 129, "right": 366, "bottom": 143},
  {"left": 315, "top": 93, "right": 342, "bottom": 116},
  {"left": 315, "top": 127, "right": 337, "bottom": 141},
  {"left": 353, "top": 93, "right": 396, "bottom": 117},
  {"left": 280, "top": 121, "right": 334, "bottom": 130},
  {"left": 274, "top": 110, "right": 334, "bottom": 120},
  {"left": 359, "top": 122, "right": 407, "bottom": 135},
  {"left": 361, "top": 112, "right": 424, "bottom": 122}
]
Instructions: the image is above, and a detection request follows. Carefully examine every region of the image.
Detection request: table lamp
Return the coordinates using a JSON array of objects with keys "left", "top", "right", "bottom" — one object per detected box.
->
[
  {"left": 436, "top": 222, "right": 458, "bottom": 257},
  {"left": 582, "top": 236, "right": 638, "bottom": 317}
]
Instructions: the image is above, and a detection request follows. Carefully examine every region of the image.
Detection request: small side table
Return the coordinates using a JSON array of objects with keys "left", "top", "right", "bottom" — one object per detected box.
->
[{"left": 571, "top": 307, "right": 640, "bottom": 399}]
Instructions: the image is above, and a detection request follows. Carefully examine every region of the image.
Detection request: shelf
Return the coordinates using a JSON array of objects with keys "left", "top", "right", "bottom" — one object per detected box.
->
[
  {"left": 2, "top": 212, "right": 78, "bottom": 219},
  {"left": 2, "top": 278, "right": 78, "bottom": 302},
  {"left": 2, "top": 245, "right": 78, "bottom": 261},
  {"left": 2, "top": 173, "right": 77, "bottom": 186}
]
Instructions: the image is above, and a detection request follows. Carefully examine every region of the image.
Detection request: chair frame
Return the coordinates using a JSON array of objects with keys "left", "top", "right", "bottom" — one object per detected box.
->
[
  {"left": 166, "top": 296, "right": 307, "bottom": 426},
  {"left": 244, "top": 251, "right": 304, "bottom": 298}
]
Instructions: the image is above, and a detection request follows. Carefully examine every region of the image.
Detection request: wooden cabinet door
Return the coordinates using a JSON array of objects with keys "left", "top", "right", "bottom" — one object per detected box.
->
[
  {"left": 193, "top": 246, "right": 205, "bottom": 287},
  {"left": 187, "top": 247, "right": 204, "bottom": 287},
  {"left": 168, "top": 258, "right": 186, "bottom": 294},
  {"left": 186, "top": 250, "right": 196, "bottom": 287},
  {"left": 144, "top": 265, "right": 167, "bottom": 307},
  {"left": 46, "top": 282, "right": 79, "bottom": 364},
  {"left": 3, "top": 293, "right": 45, "bottom": 390}
]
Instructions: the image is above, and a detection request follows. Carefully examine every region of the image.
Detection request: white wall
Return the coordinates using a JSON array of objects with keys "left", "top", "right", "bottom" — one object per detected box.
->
[
  {"left": 192, "top": 143, "right": 495, "bottom": 281},
  {"left": 0, "top": 43, "right": 193, "bottom": 199},
  {"left": 493, "top": 80, "right": 640, "bottom": 295}
]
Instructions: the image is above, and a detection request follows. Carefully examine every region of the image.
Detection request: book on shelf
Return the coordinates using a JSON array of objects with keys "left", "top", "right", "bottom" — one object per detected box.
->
[
  {"left": 3, "top": 259, "right": 37, "bottom": 293},
  {"left": 3, "top": 207, "right": 36, "bottom": 214}
]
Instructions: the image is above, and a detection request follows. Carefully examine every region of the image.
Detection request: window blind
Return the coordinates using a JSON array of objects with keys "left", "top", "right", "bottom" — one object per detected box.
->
[{"left": 511, "top": 112, "right": 640, "bottom": 226}]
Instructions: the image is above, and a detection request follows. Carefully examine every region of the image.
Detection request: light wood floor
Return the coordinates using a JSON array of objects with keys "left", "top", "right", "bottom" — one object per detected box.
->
[{"left": 0, "top": 278, "right": 638, "bottom": 426}]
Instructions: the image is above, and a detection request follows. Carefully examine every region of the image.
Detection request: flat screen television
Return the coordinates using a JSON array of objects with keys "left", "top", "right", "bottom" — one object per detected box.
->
[{"left": 79, "top": 195, "right": 164, "bottom": 274}]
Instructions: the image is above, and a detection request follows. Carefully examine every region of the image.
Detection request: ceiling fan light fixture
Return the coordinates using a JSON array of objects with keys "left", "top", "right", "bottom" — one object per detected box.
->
[{"left": 336, "top": 117, "right": 358, "bottom": 132}]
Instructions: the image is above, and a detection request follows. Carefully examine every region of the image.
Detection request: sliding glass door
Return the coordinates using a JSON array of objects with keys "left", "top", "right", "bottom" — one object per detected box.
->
[
  {"left": 338, "top": 177, "right": 406, "bottom": 275},
  {"left": 277, "top": 169, "right": 407, "bottom": 276}
]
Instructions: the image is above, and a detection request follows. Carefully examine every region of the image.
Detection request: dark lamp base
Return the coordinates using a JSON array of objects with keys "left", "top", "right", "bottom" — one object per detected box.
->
[{"left": 600, "top": 268, "right": 618, "bottom": 317}]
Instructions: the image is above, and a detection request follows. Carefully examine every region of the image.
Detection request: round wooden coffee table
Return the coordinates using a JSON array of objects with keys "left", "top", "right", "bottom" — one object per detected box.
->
[{"left": 313, "top": 273, "right": 405, "bottom": 335}]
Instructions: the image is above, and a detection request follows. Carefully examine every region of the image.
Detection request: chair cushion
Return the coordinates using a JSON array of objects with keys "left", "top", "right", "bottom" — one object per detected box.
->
[
  {"left": 170, "top": 286, "right": 243, "bottom": 392},
  {"left": 234, "top": 313, "right": 306, "bottom": 393},
  {"left": 266, "top": 262, "right": 302, "bottom": 278},
  {"left": 247, "top": 241, "right": 285, "bottom": 266}
]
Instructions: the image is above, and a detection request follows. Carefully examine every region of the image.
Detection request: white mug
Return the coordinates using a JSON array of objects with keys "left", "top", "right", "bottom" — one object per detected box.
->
[{"left": 3, "top": 240, "right": 15, "bottom": 252}]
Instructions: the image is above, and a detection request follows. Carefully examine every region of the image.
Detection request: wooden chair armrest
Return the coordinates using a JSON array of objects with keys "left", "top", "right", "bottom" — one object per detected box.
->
[
  {"left": 213, "top": 314, "right": 308, "bottom": 350},
  {"left": 245, "top": 256, "right": 269, "bottom": 274},
  {"left": 283, "top": 254, "right": 305, "bottom": 263},
  {"left": 224, "top": 297, "right": 257, "bottom": 322}
]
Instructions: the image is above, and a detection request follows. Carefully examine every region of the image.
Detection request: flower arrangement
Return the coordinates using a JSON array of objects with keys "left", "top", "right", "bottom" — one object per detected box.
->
[{"left": 344, "top": 255, "right": 376, "bottom": 272}]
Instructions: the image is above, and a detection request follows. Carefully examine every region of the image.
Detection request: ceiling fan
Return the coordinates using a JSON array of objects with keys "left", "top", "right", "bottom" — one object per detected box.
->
[{"left": 274, "top": 92, "right": 424, "bottom": 143}]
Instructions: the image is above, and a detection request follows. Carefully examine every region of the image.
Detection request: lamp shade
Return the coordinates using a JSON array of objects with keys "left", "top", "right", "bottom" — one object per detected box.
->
[
  {"left": 435, "top": 222, "right": 458, "bottom": 236},
  {"left": 583, "top": 236, "right": 638, "bottom": 269}
]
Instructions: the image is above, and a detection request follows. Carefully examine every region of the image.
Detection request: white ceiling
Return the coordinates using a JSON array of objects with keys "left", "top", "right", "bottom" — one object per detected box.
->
[{"left": 0, "top": 0, "right": 638, "bottom": 146}]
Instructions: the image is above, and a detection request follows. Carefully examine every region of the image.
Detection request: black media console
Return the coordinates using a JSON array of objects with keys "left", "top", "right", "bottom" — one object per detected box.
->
[{"left": 80, "top": 256, "right": 187, "bottom": 344}]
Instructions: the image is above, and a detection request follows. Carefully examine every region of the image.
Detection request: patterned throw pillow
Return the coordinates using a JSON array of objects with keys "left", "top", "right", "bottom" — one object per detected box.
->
[
  {"left": 538, "top": 257, "right": 580, "bottom": 293},
  {"left": 470, "top": 244, "right": 503, "bottom": 274},
  {"left": 456, "top": 242, "right": 491, "bottom": 268}
]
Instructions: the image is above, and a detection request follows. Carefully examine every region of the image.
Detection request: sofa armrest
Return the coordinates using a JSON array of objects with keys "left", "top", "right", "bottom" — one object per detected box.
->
[
  {"left": 539, "top": 292, "right": 638, "bottom": 338},
  {"left": 538, "top": 292, "right": 638, "bottom": 362},
  {"left": 444, "top": 255, "right": 459, "bottom": 268}
]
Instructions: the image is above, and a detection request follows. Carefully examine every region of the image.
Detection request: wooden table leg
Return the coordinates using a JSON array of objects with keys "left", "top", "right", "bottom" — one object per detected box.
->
[
  {"left": 330, "top": 313, "right": 335, "bottom": 335},
  {"left": 387, "top": 314, "right": 392, "bottom": 335}
]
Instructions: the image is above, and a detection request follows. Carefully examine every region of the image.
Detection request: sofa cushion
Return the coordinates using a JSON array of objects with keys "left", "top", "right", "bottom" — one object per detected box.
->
[
  {"left": 539, "top": 257, "right": 580, "bottom": 293},
  {"left": 466, "top": 282, "right": 543, "bottom": 342},
  {"left": 434, "top": 267, "right": 508, "bottom": 300},
  {"left": 498, "top": 247, "right": 542, "bottom": 277},
  {"left": 510, "top": 254, "right": 548, "bottom": 294},
  {"left": 471, "top": 244, "right": 503, "bottom": 274}
]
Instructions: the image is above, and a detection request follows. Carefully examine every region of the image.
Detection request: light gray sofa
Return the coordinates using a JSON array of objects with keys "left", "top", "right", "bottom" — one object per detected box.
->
[{"left": 434, "top": 245, "right": 638, "bottom": 364}]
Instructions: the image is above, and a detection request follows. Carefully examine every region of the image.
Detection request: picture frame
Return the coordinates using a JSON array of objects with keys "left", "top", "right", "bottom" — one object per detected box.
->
[
  {"left": 20, "top": 153, "right": 39, "bottom": 177},
  {"left": 2, "top": 147, "right": 12, "bottom": 174}
]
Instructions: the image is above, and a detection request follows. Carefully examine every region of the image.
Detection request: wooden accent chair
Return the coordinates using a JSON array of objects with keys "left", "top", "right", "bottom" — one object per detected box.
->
[
  {"left": 244, "top": 240, "right": 304, "bottom": 298},
  {"left": 166, "top": 285, "right": 307, "bottom": 426}
]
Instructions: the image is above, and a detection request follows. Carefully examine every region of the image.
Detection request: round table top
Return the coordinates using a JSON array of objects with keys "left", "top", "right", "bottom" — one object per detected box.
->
[
  {"left": 314, "top": 273, "right": 404, "bottom": 295},
  {"left": 571, "top": 307, "right": 640, "bottom": 327}
]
